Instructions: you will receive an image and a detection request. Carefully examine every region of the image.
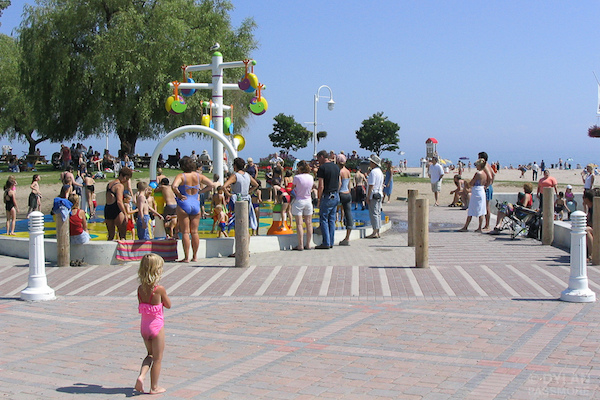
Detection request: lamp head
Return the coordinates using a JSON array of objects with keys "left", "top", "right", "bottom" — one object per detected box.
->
[{"left": 327, "top": 99, "right": 335, "bottom": 111}]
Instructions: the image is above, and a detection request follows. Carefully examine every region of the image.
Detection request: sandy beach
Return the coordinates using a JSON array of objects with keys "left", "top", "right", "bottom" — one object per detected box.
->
[{"left": 0, "top": 166, "right": 588, "bottom": 224}]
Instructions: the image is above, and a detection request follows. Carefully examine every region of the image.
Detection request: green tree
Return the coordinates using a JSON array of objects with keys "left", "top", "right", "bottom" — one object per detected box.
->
[
  {"left": 0, "top": 34, "right": 48, "bottom": 154},
  {"left": 0, "top": 1, "right": 10, "bottom": 26},
  {"left": 18, "top": 0, "right": 257, "bottom": 154},
  {"left": 269, "top": 113, "right": 311, "bottom": 151},
  {"left": 355, "top": 112, "right": 400, "bottom": 156}
]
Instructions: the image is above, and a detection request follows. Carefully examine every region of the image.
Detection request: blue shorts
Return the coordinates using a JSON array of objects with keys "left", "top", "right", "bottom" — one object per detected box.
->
[
  {"left": 137, "top": 214, "right": 151, "bottom": 240},
  {"left": 485, "top": 185, "right": 493, "bottom": 202}
]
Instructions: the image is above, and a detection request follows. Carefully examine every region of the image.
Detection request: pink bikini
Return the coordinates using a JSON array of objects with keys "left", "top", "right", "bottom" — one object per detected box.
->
[{"left": 138, "top": 286, "right": 164, "bottom": 340}]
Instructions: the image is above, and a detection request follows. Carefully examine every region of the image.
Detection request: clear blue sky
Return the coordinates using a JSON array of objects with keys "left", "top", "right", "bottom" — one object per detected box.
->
[{"left": 2, "top": 0, "right": 600, "bottom": 167}]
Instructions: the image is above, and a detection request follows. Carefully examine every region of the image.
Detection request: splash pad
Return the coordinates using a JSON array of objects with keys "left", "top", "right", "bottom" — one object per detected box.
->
[{"left": 0, "top": 203, "right": 389, "bottom": 264}]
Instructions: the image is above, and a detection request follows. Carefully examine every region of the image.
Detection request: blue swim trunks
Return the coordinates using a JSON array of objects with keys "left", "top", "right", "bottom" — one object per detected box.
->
[
  {"left": 485, "top": 185, "right": 493, "bottom": 202},
  {"left": 137, "top": 214, "right": 151, "bottom": 240}
]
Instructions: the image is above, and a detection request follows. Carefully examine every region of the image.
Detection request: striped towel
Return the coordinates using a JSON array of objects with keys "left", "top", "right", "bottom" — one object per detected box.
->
[{"left": 116, "top": 239, "right": 178, "bottom": 261}]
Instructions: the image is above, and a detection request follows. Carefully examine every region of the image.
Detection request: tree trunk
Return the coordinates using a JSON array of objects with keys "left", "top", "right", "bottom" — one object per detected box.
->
[
  {"left": 117, "top": 125, "right": 139, "bottom": 156},
  {"left": 116, "top": 110, "right": 140, "bottom": 155},
  {"left": 22, "top": 130, "right": 49, "bottom": 155}
]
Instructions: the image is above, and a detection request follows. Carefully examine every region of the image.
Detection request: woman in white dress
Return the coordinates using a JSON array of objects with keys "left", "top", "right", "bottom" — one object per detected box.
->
[{"left": 458, "top": 158, "right": 488, "bottom": 232}]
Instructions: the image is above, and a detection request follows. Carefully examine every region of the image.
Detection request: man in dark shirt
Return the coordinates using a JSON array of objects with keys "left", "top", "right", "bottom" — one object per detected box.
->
[
  {"left": 316, "top": 149, "right": 340, "bottom": 249},
  {"left": 245, "top": 157, "right": 258, "bottom": 180}
]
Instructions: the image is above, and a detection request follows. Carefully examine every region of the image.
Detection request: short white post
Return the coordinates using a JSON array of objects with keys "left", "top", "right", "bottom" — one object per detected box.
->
[
  {"left": 21, "top": 212, "right": 55, "bottom": 301},
  {"left": 560, "top": 211, "right": 596, "bottom": 302}
]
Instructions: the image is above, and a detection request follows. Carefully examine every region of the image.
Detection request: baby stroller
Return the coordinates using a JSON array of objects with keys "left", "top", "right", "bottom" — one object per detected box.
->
[
  {"left": 51, "top": 152, "right": 62, "bottom": 169},
  {"left": 495, "top": 201, "right": 541, "bottom": 240}
]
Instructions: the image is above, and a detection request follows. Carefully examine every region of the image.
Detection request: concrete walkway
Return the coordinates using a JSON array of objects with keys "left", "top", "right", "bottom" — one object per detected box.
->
[{"left": 1, "top": 201, "right": 599, "bottom": 399}]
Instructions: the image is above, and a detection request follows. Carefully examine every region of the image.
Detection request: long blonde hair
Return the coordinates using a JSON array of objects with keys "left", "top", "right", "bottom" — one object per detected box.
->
[{"left": 138, "top": 253, "right": 164, "bottom": 287}]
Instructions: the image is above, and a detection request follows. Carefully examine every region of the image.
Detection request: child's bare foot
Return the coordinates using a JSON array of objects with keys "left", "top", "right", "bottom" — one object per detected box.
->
[
  {"left": 178, "top": 259, "right": 190, "bottom": 263},
  {"left": 150, "top": 387, "right": 166, "bottom": 394},
  {"left": 134, "top": 377, "right": 144, "bottom": 393}
]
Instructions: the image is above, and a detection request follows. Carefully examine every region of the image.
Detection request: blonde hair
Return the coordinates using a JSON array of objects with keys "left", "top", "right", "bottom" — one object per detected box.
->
[
  {"left": 138, "top": 253, "right": 164, "bottom": 287},
  {"left": 68, "top": 193, "right": 80, "bottom": 208},
  {"left": 474, "top": 158, "right": 486, "bottom": 169}
]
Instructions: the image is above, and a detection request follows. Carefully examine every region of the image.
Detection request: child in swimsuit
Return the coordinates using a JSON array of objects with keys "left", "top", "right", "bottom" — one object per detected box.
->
[
  {"left": 251, "top": 182, "right": 262, "bottom": 236},
  {"left": 211, "top": 186, "right": 226, "bottom": 233},
  {"left": 135, "top": 253, "right": 171, "bottom": 395},
  {"left": 214, "top": 204, "right": 229, "bottom": 237},
  {"left": 4, "top": 176, "right": 18, "bottom": 236}
]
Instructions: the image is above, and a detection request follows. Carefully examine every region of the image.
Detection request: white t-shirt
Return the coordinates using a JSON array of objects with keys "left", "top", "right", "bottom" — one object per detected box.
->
[
  {"left": 367, "top": 167, "right": 384, "bottom": 199},
  {"left": 428, "top": 163, "right": 444, "bottom": 183},
  {"left": 292, "top": 173, "right": 314, "bottom": 200}
]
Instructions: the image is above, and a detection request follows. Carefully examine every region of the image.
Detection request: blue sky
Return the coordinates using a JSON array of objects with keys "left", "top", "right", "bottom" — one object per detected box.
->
[{"left": 2, "top": 0, "right": 600, "bottom": 167}]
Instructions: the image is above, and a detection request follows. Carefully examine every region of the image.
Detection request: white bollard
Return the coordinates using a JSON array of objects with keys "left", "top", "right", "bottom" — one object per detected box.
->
[
  {"left": 21, "top": 212, "right": 55, "bottom": 301},
  {"left": 560, "top": 211, "right": 596, "bottom": 302}
]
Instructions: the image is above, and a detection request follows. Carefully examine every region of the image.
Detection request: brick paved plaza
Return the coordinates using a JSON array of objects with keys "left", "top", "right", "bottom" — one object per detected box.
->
[{"left": 1, "top": 203, "right": 599, "bottom": 399}]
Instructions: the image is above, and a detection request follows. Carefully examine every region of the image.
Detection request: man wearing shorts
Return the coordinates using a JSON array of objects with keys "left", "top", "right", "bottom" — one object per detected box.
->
[
  {"left": 428, "top": 156, "right": 444, "bottom": 206},
  {"left": 479, "top": 151, "right": 496, "bottom": 230}
]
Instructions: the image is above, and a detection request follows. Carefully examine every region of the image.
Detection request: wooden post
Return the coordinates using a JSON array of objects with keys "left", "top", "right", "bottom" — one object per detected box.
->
[
  {"left": 415, "top": 198, "right": 429, "bottom": 268},
  {"left": 408, "top": 189, "right": 418, "bottom": 247},
  {"left": 56, "top": 214, "right": 70, "bottom": 267},
  {"left": 542, "top": 187, "right": 554, "bottom": 245},
  {"left": 234, "top": 200, "right": 250, "bottom": 268},
  {"left": 592, "top": 197, "right": 600, "bottom": 265}
]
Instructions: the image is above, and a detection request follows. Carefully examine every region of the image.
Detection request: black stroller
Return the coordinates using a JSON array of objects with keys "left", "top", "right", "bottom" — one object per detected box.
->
[
  {"left": 51, "top": 152, "right": 62, "bottom": 169},
  {"left": 495, "top": 201, "right": 541, "bottom": 240}
]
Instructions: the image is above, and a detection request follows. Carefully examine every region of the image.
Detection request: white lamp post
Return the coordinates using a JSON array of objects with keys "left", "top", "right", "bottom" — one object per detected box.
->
[{"left": 312, "top": 85, "right": 335, "bottom": 158}]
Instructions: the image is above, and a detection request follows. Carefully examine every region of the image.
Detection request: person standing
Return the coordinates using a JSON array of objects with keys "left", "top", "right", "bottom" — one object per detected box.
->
[
  {"left": 104, "top": 167, "right": 133, "bottom": 240},
  {"left": 458, "top": 159, "right": 488, "bottom": 232},
  {"left": 337, "top": 154, "right": 353, "bottom": 245},
  {"left": 28, "top": 174, "right": 42, "bottom": 215},
  {"left": 382, "top": 160, "right": 394, "bottom": 203},
  {"left": 315, "top": 150, "right": 340, "bottom": 249},
  {"left": 428, "top": 156, "right": 444, "bottom": 206},
  {"left": 135, "top": 253, "right": 171, "bottom": 395},
  {"left": 4, "top": 176, "right": 18, "bottom": 236},
  {"left": 537, "top": 169, "right": 558, "bottom": 209},
  {"left": 582, "top": 164, "right": 595, "bottom": 190},
  {"left": 479, "top": 151, "right": 495, "bottom": 230},
  {"left": 291, "top": 160, "right": 315, "bottom": 250},
  {"left": 532, "top": 161, "right": 539, "bottom": 181},
  {"left": 365, "top": 155, "right": 384, "bottom": 239},
  {"left": 245, "top": 157, "right": 258, "bottom": 180},
  {"left": 172, "top": 157, "right": 214, "bottom": 262}
]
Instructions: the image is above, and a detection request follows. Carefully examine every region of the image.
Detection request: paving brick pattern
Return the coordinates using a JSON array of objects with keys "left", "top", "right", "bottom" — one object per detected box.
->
[{"left": 1, "top": 203, "right": 599, "bottom": 399}]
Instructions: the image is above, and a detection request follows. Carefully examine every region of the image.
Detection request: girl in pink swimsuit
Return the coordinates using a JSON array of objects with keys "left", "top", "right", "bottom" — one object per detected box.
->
[{"left": 135, "top": 253, "right": 171, "bottom": 395}]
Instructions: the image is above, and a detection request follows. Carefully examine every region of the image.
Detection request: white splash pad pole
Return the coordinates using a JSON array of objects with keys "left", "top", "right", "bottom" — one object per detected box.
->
[
  {"left": 561, "top": 210, "right": 596, "bottom": 302},
  {"left": 21, "top": 212, "right": 56, "bottom": 301}
]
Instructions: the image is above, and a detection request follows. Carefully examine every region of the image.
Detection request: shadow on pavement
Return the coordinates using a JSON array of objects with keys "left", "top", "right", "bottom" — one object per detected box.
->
[{"left": 57, "top": 383, "right": 135, "bottom": 397}]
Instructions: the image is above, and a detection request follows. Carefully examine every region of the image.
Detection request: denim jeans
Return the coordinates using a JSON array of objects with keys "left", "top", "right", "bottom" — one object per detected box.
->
[{"left": 319, "top": 192, "right": 339, "bottom": 247}]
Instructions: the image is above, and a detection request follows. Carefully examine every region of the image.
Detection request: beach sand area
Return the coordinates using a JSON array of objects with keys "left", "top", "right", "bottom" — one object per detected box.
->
[{"left": 0, "top": 167, "right": 588, "bottom": 224}]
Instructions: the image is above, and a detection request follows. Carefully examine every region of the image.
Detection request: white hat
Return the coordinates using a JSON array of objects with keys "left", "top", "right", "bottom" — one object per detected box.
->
[
  {"left": 368, "top": 154, "right": 381, "bottom": 167},
  {"left": 247, "top": 157, "right": 253, "bottom": 162},
  {"left": 566, "top": 185, "right": 572, "bottom": 189}
]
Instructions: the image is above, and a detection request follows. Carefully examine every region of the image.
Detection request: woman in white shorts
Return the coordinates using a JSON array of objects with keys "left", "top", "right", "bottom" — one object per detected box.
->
[{"left": 291, "top": 160, "right": 315, "bottom": 250}]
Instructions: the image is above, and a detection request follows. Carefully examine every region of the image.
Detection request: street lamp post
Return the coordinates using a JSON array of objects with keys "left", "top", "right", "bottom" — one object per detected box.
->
[{"left": 312, "top": 85, "right": 335, "bottom": 158}]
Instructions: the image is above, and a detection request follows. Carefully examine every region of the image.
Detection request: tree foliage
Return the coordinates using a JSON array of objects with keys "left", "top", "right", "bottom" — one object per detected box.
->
[
  {"left": 269, "top": 113, "right": 311, "bottom": 151},
  {"left": 0, "top": 1, "right": 10, "bottom": 26},
  {"left": 0, "top": 34, "right": 48, "bottom": 154},
  {"left": 18, "top": 0, "right": 257, "bottom": 154},
  {"left": 355, "top": 112, "right": 400, "bottom": 156}
]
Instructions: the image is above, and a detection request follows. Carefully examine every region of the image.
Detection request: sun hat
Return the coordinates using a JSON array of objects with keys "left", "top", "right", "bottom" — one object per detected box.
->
[
  {"left": 368, "top": 154, "right": 381, "bottom": 167},
  {"left": 247, "top": 157, "right": 253, "bottom": 162},
  {"left": 336, "top": 154, "right": 347, "bottom": 164},
  {"left": 566, "top": 185, "right": 572, "bottom": 189}
]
